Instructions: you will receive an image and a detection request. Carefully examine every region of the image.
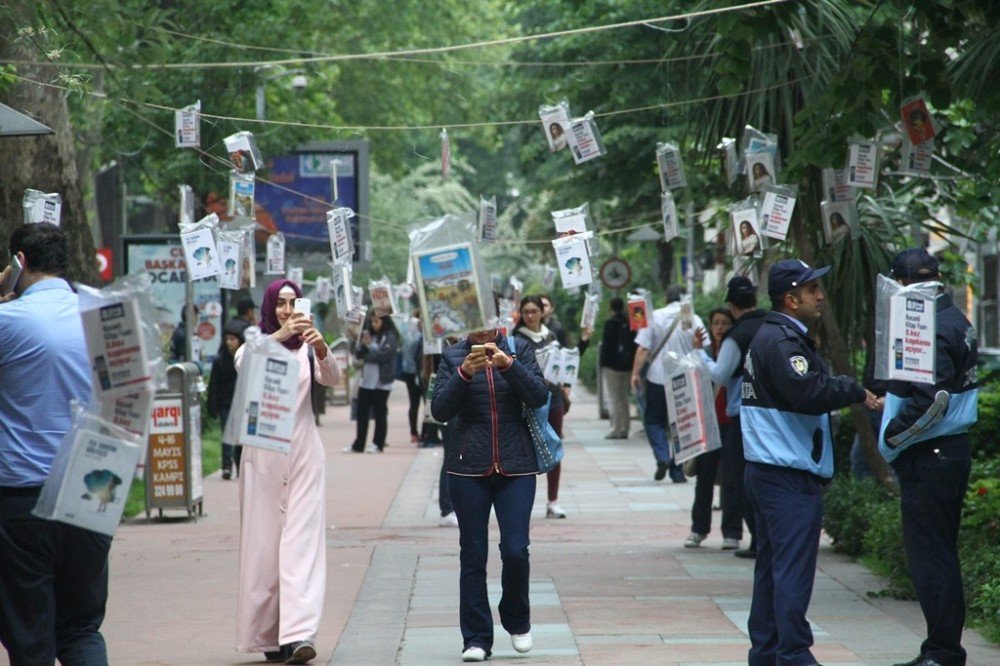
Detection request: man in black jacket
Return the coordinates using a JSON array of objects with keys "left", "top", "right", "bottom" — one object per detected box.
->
[
  {"left": 599, "top": 297, "right": 636, "bottom": 439},
  {"left": 879, "top": 249, "right": 978, "bottom": 666},
  {"left": 693, "top": 276, "right": 766, "bottom": 557}
]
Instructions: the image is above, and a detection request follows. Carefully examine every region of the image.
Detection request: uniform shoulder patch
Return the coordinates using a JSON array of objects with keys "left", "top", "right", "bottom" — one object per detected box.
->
[{"left": 789, "top": 355, "right": 809, "bottom": 376}]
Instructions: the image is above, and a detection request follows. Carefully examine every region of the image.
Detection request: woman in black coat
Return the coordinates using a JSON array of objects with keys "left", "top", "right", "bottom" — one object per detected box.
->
[
  {"left": 207, "top": 318, "right": 250, "bottom": 479},
  {"left": 431, "top": 327, "right": 547, "bottom": 662}
]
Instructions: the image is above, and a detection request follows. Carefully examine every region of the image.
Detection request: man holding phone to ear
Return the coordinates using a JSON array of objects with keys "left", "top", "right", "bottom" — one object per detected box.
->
[{"left": 0, "top": 223, "right": 113, "bottom": 663}]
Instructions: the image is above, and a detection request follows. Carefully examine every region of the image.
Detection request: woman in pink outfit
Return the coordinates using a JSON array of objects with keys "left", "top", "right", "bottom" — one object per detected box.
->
[{"left": 234, "top": 279, "right": 342, "bottom": 665}]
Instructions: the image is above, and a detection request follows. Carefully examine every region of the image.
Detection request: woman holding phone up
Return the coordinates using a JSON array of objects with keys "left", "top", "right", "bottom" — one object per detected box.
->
[
  {"left": 432, "top": 326, "right": 548, "bottom": 662},
  {"left": 347, "top": 310, "right": 399, "bottom": 453},
  {"left": 234, "top": 279, "right": 342, "bottom": 664}
]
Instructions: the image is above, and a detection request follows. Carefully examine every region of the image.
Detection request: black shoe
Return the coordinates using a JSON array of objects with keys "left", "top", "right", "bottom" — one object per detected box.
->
[
  {"left": 285, "top": 640, "right": 316, "bottom": 664},
  {"left": 734, "top": 548, "right": 757, "bottom": 559},
  {"left": 264, "top": 650, "right": 284, "bottom": 663},
  {"left": 222, "top": 469, "right": 232, "bottom": 480},
  {"left": 893, "top": 658, "right": 941, "bottom": 666},
  {"left": 668, "top": 464, "right": 687, "bottom": 483},
  {"left": 654, "top": 461, "right": 668, "bottom": 481}
]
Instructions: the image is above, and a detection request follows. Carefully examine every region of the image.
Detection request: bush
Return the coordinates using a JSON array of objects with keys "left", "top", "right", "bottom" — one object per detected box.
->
[
  {"left": 970, "top": 382, "right": 1000, "bottom": 459},
  {"left": 823, "top": 476, "right": 892, "bottom": 556}
]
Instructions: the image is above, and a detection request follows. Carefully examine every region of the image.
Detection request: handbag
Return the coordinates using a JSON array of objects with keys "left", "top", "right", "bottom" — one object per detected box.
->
[
  {"left": 522, "top": 392, "right": 564, "bottom": 474},
  {"left": 507, "top": 335, "right": 564, "bottom": 473}
]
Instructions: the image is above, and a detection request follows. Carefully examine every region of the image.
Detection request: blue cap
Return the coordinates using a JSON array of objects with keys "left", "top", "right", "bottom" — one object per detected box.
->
[
  {"left": 768, "top": 259, "right": 830, "bottom": 298},
  {"left": 890, "top": 248, "right": 939, "bottom": 282}
]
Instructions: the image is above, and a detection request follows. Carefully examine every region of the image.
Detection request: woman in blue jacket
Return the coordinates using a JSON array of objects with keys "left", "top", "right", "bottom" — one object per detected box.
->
[{"left": 431, "top": 327, "right": 548, "bottom": 662}]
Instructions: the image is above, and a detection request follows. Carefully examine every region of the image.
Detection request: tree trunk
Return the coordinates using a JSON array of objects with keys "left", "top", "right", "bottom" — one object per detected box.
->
[
  {"left": 794, "top": 168, "right": 897, "bottom": 492},
  {"left": 0, "top": 4, "right": 97, "bottom": 285}
]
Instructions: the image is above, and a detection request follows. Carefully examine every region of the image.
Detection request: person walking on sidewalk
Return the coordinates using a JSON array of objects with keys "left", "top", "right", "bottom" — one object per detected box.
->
[
  {"left": 347, "top": 310, "right": 398, "bottom": 453},
  {"left": 431, "top": 326, "right": 548, "bottom": 662},
  {"left": 879, "top": 249, "right": 978, "bottom": 666},
  {"left": 0, "top": 223, "right": 106, "bottom": 664},
  {"left": 513, "top": 295, "right": 590, "bottom": 518},
  {"left": 235, "top": 279, "right": 343, "bottom": 665},
  {"left": 741, "top": 259, "right": 876, "bottom": 666},
  {"left": 684, "top": 307, "right": 740, "bottom": 550},
  {"left": 599, "top": 297, "right": 636, "bottom": 439},
  {"left": 207, "top": 318, "right": 250, "bottom": 479},
  {"left": 692, "top": 276, "right": 767, "bottom": 559},
  {"left": 630, "top": 285, "right": 708, "bottom": 482}
]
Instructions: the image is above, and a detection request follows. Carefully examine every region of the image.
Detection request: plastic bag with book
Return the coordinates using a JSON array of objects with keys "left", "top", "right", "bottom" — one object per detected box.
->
[
  {"left": 409, "top": 212, "right": 498, "bottom": 340},
  {"left": 873, "top": 273, "right": 938, "bottom": 384},
  {"left": 656, "top": 142, "right": 687, "bottom": 191},
  {"left": 539, "top": 99, "right": 571, "bottom": 153},
  {"left": 33, "top": 402, "right": 144, "bottom": 536},
  {"left": 223, "top": 333, "right": 301, "bottom": 454},
  {"left": 661, "top": 350, "right": 721, "bottom": 465},
  {"left": 22, "top": 189, "right": 62, "bottom": 225},
  {"left": 77, "top": 273, "right": 167, "bottom": 403},
  {"left": 179, "top": 213, "right": 222, "bottom": 281}
]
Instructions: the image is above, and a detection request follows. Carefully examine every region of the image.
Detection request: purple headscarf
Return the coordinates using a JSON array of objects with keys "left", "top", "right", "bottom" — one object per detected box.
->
[{"left": 259, "top": 278, "right": 303, "bottom": 350}]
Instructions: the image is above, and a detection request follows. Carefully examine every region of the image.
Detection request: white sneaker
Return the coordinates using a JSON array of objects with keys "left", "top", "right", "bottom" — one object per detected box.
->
[
  {"left": 546, "top": 502, "right": 566, "bottom": 519},
  {"left": 439, "top": 512, "right": 459, "bottom": 527},
  {"left": 721, "top": 537, "right": 740, "bottom": 550},
  {"left": 684, "top": 532, "right": 705, "bottom": 548},
  {"left": 462, "top": 646, "right": 487, "bottom": 662},
  {"left": 511, "top": 632, "right": 532, "bottom": 653},
  {"left": 365, "top": 444, "right": 382, "bottom": 454}
]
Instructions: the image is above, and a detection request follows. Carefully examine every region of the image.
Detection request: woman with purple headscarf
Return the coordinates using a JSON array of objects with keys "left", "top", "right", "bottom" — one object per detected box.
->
[{"left": 234, "top": 279, "right": 342, "bottom": 665}]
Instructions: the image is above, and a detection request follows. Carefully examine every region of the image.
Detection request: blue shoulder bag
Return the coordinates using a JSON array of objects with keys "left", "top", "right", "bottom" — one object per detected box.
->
[{"left": 507, "top": 335, "right": 564, "bottom": 473}]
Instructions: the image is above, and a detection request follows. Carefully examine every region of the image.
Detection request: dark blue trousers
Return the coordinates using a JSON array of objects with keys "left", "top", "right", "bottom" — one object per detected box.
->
[
  {"left": 0, "top": 493, "right": 112, "bottom": 665},
  {"left": 744, "top": 463, "right": 823, "bottom": 666},
  {"left": 449, "top": 473, "right": 536, "bottom": 655},
  {"left": 894, "top": 443, "right": 971, "bottom": 666}
]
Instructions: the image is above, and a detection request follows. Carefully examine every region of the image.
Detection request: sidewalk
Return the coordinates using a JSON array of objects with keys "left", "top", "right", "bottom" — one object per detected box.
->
[{"left": 14, "top": 387, "right": 999, "bottom": 665}]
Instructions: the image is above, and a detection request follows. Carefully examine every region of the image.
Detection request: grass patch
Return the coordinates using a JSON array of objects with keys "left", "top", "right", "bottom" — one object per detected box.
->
[{"left": 123, "top": 416, "right": 222, "bottom": 519}]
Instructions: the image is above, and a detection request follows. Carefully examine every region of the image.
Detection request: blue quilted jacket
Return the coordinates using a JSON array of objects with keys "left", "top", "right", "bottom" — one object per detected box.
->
[{"left": 431, "top": 333, "right": 548, "bottom": 476}]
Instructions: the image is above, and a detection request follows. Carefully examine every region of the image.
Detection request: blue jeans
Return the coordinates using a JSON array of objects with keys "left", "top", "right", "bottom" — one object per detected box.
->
[
  {"left": 642, "top": 381, "right": 672, "bottom": 464},
  {"left": 744, "top": 463, "right": 823, "bottom": 666},
  {"left": 0, "top": 492, "right": 112, "bottom": 665},
  {"left": 449, "top": 473, "right": 536, "bottom": 654}
]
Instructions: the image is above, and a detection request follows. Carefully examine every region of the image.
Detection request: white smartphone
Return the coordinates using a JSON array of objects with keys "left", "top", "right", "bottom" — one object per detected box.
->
[
  {"left": 0, "top": 255, "right": 23, "bottom": 296},
  {"left": 293, "top": 297, "right": 312, "bottom": 317}
]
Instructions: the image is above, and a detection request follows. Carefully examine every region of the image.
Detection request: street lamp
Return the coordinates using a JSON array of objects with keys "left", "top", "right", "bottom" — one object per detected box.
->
[{"left": 255, "top": 67, "right": 307, "bottom": 120}]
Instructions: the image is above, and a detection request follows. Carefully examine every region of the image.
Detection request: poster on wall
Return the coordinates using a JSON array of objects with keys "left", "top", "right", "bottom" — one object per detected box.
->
[{"left": 123, "top": 236, "right": 222, "bottom": 363}]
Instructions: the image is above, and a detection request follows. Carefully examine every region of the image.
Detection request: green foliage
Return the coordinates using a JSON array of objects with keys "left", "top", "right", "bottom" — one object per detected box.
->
[
  {"left": 970, "top": 383, "right": 1000, "bottom": 458},
  {"left": 823, "top": 476, "right": 894, "bottom": 557}
]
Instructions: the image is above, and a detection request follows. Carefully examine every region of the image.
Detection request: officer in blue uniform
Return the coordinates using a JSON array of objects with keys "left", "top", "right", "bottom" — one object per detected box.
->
[
  {"left": 879, "top": 249, "right": 978, "bottom": 666},
  {"left": 741, "top": 259, "right": 875, "bottom": 666}
]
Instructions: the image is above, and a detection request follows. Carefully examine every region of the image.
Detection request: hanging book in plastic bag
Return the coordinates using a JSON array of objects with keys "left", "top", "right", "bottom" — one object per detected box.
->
[
  {"left": 266, "top": 232, "right": 286, "bottom": 275},
  {"left": 821, "top": 199, "right": 859, "bottom": 243},
  {"left": 369, "top": 276, "right": 397, "bottom": 315},
  {"left": 538, "top": 99, "right": 571, "bottom": 153},
  {"left": 223, "top": 130, "right": 264, "bottom": 173},
  {"left": 551, "top": 203, "right": 590, "bottom": 237},
  {"left": 552, "top": 233, "right": 593, "bottom": 289},
  {"left": 33, "top": 403, "right": 143, "bottom": 537},
  {"left": 846, "top": 137, "right": 879, "bottom": 190},
  {"left": 661, "top": 190, "right": 680, "bottom": 243},
  {"left": 759, "top": 185, "right": 797, "bottom": 241},
  {"left": 327, "top": 207, "right": 355, "bottom": 267},
  {"left": 409, "top": 212, "right": 497, "bottom": 341},
  {"left": 228, "top": 172, "right": 255, "bottom": 219},
  {"left": 175, "top": 100, "right": 201, "bottom": 149},
  {"left": 656, "top": 142, "right": 687, "bottom": 191},
  {"left": 22, "top": 189, "right": 62, "bottom": 225},
  {"left": 730, "top": 199, "right": 763, "bottom": 257},
  {"left": 179, "top": 213, "right": 222, "bottom": 281},
  {"left": 216, "top": 229, "right": 243, "bottom": 290},
  {"left": 479, "top": 195, "right": 498, "bottom": 243},
  {"left": 566, "top": 112, "right": 606, "bottom": 164}
]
